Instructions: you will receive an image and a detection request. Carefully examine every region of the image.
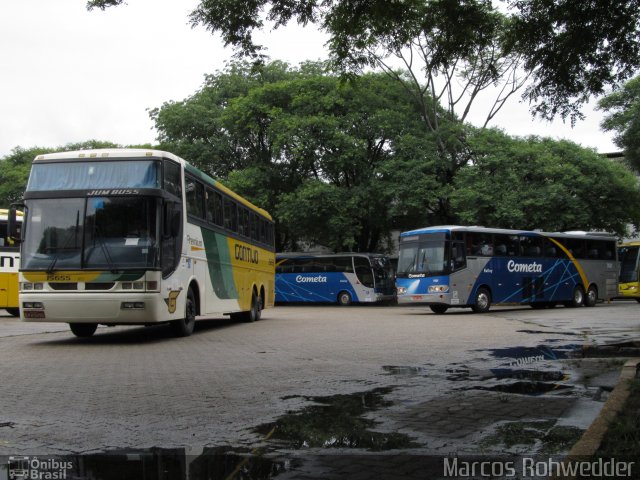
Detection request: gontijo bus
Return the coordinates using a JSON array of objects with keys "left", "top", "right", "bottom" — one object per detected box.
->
[
  {"left": 8, "top": 149, "right": 275, "bottom": 337},
  {"left": 275, "top": 253, "right": 396, "bottom": 305},
  {"left": 617, "top": 241, "right": 640, "bottom": 301},
  {"left": 396, "top": 226, "right": 618, "bottom": 313},
  {"left": 0, "top": 208, "right": 23, "bottom": 316}
]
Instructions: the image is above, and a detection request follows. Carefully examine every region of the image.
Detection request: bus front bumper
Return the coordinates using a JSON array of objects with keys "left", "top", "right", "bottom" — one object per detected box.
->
[
  {"left": 20, "top": 292, "right": 175, "bottom": 324},
  {"left": 397, "top": 292, "right": 453, "bottom": 305}
]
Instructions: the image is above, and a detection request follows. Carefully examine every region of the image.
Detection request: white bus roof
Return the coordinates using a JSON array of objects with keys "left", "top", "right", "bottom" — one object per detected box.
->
[{"left": 401, "top": 225, "right": 616, "bottom": 241}]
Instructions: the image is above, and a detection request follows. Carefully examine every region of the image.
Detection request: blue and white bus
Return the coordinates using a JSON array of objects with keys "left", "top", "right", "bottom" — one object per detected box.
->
[
  {"left": 396, "top": 226, "right": 618, "bottom": 313},
  {"left": 275, "top": 253, "right": 396, "bottom": 305}
]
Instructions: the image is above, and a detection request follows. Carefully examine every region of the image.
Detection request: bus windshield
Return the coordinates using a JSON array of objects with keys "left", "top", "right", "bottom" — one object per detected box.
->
[
  {"left": 22, "top": 197, "right": 159, "bottom": 270},
  {"left": 619, "top": 246, "right": 639, "bottom": 283},
  {"left": 27, "top": 160, "right": 160, "bottom": 191},
  {"left": 397, "top": 238, "right": 448, "bottom": 277}
]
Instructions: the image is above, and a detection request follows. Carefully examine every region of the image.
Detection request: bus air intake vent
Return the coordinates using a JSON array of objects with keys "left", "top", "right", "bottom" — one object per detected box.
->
[
  {"left": 85, "top": 282, "right": 115, "bottom": 291},
  {"left": 49, "top": 283, "right": 78, "bottom": 291}
]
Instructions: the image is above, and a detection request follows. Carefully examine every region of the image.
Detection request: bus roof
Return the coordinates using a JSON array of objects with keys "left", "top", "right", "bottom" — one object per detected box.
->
[
  {"left": 400, "top": 225, "right": 616, "bottom": 241},
  {"left": 32, "top": 148, "right": 272, "bottom": 221}
]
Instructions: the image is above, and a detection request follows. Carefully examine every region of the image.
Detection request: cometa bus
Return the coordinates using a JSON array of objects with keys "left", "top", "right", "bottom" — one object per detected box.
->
[
  {"left": 395, "top": 226, "right": 618, "bottom": 313},
  {"left": 8, "top": 149, "right": 275, "bottom": 337}
]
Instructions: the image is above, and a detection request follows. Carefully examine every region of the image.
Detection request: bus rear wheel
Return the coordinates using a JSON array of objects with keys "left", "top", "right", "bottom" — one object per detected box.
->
[
  {"left": 337, "top": 291, "right": 352, "bottom": 306},
  {"left": 585, "top": 285, "right": 598, "bottom": 307},
  {"left": 430, "top": 305, "right": 448, "bottom": 314},
  {"left": 69, "top": 323, "right": 97, "bottom": 338},
  {"left": 471, "top": 287, "right": 491, "bottom": 313},
  {"left": 237, "top": 290, "right": 262, "bottom": 323},
  {"left": 171, "top": 288, "right": 196, "bottom": 337}
]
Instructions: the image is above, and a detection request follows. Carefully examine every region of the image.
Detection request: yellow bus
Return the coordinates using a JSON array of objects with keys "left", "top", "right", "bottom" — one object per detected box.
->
[
  {"left": 0, "top": 208, "right": 22, "bottom": 316},
  {"left": 618, "top": 241, "right": 640, "bottom": 302},
  {"left": 9, "top": 149, "right": 275, "bottom": 337}
]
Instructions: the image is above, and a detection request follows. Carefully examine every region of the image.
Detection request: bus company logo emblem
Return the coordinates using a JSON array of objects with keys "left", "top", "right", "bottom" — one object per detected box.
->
[
  {"left": 507, "top": 260, "right": 543, "bottom": 273},
  {"left": 235, "top": 245, "right": 259, "bottom": 265},
  {"left": 296, "top": 275, "right": 327, "bottom": 283},
  {"left": 165, "top": 290, "right": 181, "bottom": 313},
  {"left": 187, "top": 235, "right": 204, "bottom": 250}
]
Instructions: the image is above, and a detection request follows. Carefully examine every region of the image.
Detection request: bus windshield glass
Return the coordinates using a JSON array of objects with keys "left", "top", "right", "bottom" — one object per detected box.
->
[
  {"left": 619, "top": 246, "right": 639, "bottom": 283},
  {"left": 397, "top": 235, "right": 448, "bottom": 277},
  {"left": 22, "top": 197, "right": 158, "bottom": 270},
  {"left": 27, "top": 160, "right": 160, "bottom": 191}
]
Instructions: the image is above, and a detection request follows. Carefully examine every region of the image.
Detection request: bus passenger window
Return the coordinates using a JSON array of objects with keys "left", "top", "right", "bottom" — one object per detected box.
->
[{"left": 186, "top": 178, "right": 204, "bottom": 219}]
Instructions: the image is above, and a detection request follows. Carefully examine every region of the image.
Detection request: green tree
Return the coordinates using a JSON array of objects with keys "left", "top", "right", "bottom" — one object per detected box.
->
[
  {"left": 87, "top": 0, "right": 640, "bottom": 123},
  {"left": 152, "top": 62, "right": 432, "bottom": 251},
  {"left": 451, "top": 129, "right": 640, "bottom": 236},
  {"left": 598, "top": 75, "right": 640, "bottom": 171}
]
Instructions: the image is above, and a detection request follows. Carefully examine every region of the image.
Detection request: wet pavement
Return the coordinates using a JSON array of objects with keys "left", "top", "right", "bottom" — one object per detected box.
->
[{"left": 0, "top": 302, "right": 639, "bottom": 479}]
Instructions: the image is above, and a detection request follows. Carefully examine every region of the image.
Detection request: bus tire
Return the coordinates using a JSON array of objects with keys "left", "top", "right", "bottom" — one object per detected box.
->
[
  {"left": 5, "top": 308, "right": 19, "bottom": 317},
  {"left": 471, "top": 287, "right": 491, "bottom": 313},
  {"left": 240, "top": 290, "right": 261, "bottom": 323},
  {"left": 585, "top": 285, "right": 598, "bottom": 307},
  {"left": 171, "top": 288, "right": 196, "bottom": 337},
  {"left": 69, "top": 323, "right": 97, "bottom": 338},
  {"left": 564, "top": 286, "right": 585, "bottom": 308},
  {"left": 337, "top": 291, "right": 352, "bottom": 306},
  {"left": 430, "top": 305, "right": 448, "bottom": 314}
]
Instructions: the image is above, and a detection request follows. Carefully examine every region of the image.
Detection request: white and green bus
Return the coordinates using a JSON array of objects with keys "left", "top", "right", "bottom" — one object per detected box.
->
[{"left": 9, "top": 149, "right": 275, "bottom": 337}]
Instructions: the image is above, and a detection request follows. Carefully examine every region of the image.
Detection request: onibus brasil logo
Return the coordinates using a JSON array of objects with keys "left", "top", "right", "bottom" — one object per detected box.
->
[{"left": 8, "top": 456, "right": 73, "bottom": 480}]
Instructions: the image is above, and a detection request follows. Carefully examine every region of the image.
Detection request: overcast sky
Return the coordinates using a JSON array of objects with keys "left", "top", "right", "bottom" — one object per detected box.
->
[{"left": 0, "top": 0, "right": 619, "bottom": 159}]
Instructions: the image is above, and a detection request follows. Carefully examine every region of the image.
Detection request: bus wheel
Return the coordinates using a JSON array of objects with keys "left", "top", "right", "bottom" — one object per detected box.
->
[
  {"left": 585, "top": 285, "right": 598, "bottom": 307},
  {"left": 5, "top": 308, "right": 19, "bottom": 317},
  {"left": 69, "top": 323, "right": 97, "bottom": 338},
  {"left": 171, "top": 288, "right": 196, "bottom": 337},
  {"left": 564, "top": 286, "right": 584, "bottom": 308},
  {"left": 243, "top": 290, "right": 262, "bottom": 323},
  {"left": 337, "top": 291, "right": 352, "bottom": 306},
  {"left": 430, "top": 305, "right": 448, "bottom": 314},
  {"left": 471, "top": 287, "right": 491, "bottom": 313}
]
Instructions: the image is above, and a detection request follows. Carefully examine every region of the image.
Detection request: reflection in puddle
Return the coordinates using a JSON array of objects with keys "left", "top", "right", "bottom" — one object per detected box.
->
[
  {"left": 470, "top": 381, "right": 573, "bottom": 395},
  {"left": 255, "top": 387, "right": 419, "bottom": 451},
  {"left": 382, "top": 365, "right": 429, "bottom": 377},
  {"left": 3, "top": 447, "right": 292, "bottom": 480}
]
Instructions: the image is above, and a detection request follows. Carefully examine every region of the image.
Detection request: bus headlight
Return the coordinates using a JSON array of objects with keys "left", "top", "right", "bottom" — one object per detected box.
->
[
  {"left": 428, "top": 285, "right": 449, "bottom": 293},
  {"left": 22, "top": 283, "right": 44, "bottom": 291}
]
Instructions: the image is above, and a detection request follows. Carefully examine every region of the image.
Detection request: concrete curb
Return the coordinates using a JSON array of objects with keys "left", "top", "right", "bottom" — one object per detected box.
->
[{"left": 566, "top": 358, "right": 640, "bottom": 458}]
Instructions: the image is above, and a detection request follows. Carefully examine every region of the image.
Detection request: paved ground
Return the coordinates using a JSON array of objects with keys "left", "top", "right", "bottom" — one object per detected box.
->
[{"left": 0, "top": 301, "right": 638, "bottom": 478}]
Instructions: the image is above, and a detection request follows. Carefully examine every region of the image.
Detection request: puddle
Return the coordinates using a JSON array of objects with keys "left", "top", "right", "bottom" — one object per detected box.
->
[
  {"left": 479, "top": 421, "right": 583, "bottom": 454},
  {"left": 382, "top": 365, "right": 430, "bottom": 377},
  {"left": 484, "top": 344, "right": 582, "bottom": 363},
  {"left": 255, "top": 387, "right": 420, "bottom": 451},
  {"left": 517, "top": 330, "right": 582, "bottom": 336},
  {"left": 470, "top": 381, "right": 573, "bottom": 395},
  {"left": 582, "top": 341, "right": 640, "bottom": 357},
  {"left": 2, "top": 447, "right": 291, "bottom": 480}
]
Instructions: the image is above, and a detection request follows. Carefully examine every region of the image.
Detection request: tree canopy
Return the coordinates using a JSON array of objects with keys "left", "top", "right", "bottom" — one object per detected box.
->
[
  {"left": 151, "top": 61, "right": 640, "bottom": 245},
  {"left": 88, "top": 0, "right": 640, "bottom": 124},
  {"left": 598, "top": 75, "right": 640, "bottom": 171}
]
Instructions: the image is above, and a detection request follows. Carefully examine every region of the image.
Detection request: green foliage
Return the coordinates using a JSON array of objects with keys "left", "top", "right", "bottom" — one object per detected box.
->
[
  {"left": 508, "top": 0, "right": 640, "bottom": 123},
  {"left": 152, "top": 61, "right": 432, "bottom": 251},
  {"left": 598, "top": 75, "right": 640, "bottom": 171},
  {"left": 451, "top": 129, "right": 640, "bottom": 236},
  {"left": 88, "top": 0, "right": 640, "bottom": 125}
]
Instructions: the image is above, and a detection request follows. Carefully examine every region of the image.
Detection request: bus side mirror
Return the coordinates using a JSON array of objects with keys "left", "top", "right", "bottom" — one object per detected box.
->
[{"left": 8, "top": 205, "right": 23, "bottom": 243}]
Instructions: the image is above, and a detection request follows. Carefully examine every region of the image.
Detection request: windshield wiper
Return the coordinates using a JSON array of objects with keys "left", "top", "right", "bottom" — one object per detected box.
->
[{"left": 93, "top": 225, "right": 119, "bottom": 273}]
